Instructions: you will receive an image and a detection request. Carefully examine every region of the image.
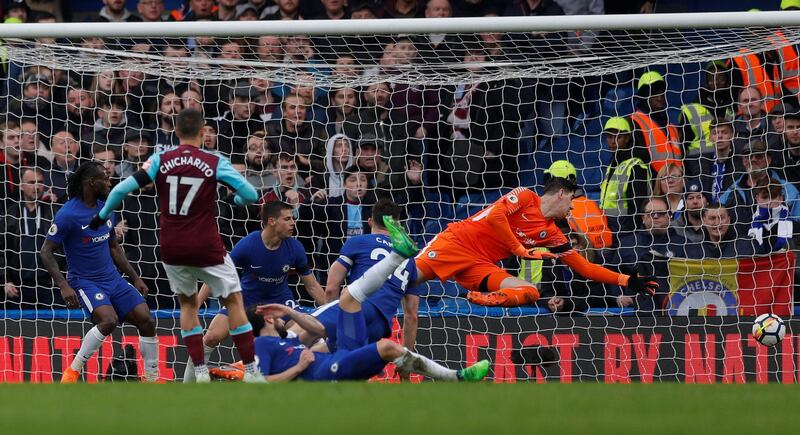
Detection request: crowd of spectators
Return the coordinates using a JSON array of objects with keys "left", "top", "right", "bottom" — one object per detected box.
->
[{"left": 0, "top": 0, "right": 798, "bottom": 316}]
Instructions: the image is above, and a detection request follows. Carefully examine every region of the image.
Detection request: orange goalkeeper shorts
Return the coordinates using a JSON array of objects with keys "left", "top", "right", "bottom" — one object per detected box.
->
[{"left": 415, "top": 231, "right": 513, "bottom": 292}]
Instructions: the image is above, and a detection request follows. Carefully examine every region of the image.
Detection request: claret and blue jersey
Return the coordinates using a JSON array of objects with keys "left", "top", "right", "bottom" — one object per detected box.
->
[{"left": 99, "top": 144, "right": 258, "bottom": 268}]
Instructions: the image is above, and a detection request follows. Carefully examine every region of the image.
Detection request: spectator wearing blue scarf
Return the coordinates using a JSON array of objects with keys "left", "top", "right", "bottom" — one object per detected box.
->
[{"left": 749, "top": 182, "right": 793, "bottom": 252}]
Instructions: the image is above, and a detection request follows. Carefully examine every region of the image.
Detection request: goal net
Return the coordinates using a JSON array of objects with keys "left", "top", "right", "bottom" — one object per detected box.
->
[{"left": 2, "top": 13, "right": 800, "bottom": 383}]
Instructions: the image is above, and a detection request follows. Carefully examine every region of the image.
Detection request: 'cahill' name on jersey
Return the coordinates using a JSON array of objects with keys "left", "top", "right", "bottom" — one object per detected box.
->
[{"left": 336, "top": 233, "right": 422, "bottom": 321}]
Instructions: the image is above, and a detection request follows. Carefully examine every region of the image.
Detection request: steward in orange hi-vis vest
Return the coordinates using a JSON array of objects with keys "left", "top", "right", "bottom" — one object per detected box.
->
[{"left": 631, "top": 72, "right": 683, "bottom": 174}]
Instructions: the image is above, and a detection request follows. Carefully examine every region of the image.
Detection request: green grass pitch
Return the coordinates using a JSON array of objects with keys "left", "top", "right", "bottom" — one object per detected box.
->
[{"left": 0, "top": 383, "right": 798, "bottom": 434}]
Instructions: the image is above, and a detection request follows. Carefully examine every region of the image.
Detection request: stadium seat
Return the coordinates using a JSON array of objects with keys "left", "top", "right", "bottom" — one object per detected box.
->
[
  {"left": 664, "top": 62, "right": 704, "bottom": 120},
  {"left": 422, "top": 191, "right": 455, "bottom": 221},
  {"left": 415, "top": 297, "right": 548, "bottom": 318},
  {"left": 417, "top": 280, "right": 465, "bottom": 299},
  {"left": 454, "top": 189, "right": 510, "bottom": 220},
  {"left": 421, "top": 218, "right": 451, "bottom": 244},
  {"left": 571, "top": 111, "right": 604, "bottom": 138},
  {"left": 573, "top": 135, "right": 610, "bottom": 193},
  {"left": 601, "top": 86, "right": 635, "bottom": 118}
]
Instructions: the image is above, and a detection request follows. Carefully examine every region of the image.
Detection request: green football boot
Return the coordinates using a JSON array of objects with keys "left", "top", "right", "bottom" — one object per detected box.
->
[
  {"left": 457, "top": 359, "right": 490, "bottom": 382},
  {"left": 382, "top": 215, "right": 419, "bottom": 258}
]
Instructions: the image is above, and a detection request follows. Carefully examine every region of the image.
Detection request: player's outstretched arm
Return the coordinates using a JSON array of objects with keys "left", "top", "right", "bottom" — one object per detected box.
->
[
  {"left": 91, "top": 176, "right": 142, "bottom": 226},
  {"left": 109, "top": 238, "right": 148, "bottom": 296},
  {"left": 560, "top": 251, "right": 657, "bottom": 296},
  {"left": 216, "top": 157, "right": 258, "bottom": 206},
  {"left": 256, "top": 304, "right": 327, "bottom": 342},
  {"left": 40, "top": 240, "right": 78, "bottom": 308},
  {"left": 401, "top": 294, "right": 419, "bottom": 350},
  {"left": 300, "top": 273, "right": 326, "bottom": 306},
  {"left": 324, "top": 261, "right": 348, "bottom": 302},
  {"left": 95, "top": 156, "right": 161, "bottom": 225}
]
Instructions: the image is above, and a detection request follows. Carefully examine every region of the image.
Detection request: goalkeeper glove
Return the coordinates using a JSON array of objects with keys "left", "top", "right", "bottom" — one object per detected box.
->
[
  {"left": 626, "top": 271, "right": 658, "bottom": 297},
  {"left": 88, "top": 214, "right": 105, "bottom": 230},
  {"left": 516, "top": 247, "right": 557, "bottom": 261}
]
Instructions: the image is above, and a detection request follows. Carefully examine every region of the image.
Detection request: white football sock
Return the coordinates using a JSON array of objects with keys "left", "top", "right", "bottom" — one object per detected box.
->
[
  {"left": 71, "top": 326, "right": 107, "bottom": 371},
  {"left": 139, "top": 336, "right": 159, "bottom": 382},
  {"left": 393, "top": 348, "right": 457, "bottom": 381},
  {"left": 183, "top": 344, "right": 214, "bottom": 383},
  {"left": 348, "top": 251, "right": 405, "bottom": 303},
  {"left": 194, "top": 363, "right": 209, "bottom": 380},
  {"left": 244, "top": 360, "right": 260, "bottom": 375}
]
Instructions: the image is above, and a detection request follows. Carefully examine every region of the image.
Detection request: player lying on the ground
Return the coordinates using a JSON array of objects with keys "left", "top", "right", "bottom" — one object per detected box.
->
[
  {"left": 311, "top": 199, "right": 421, "bottom": 352},
  {"left": 183, "top": 200, "right": 325, "bottom": 382},
  {"left": 412, "top": 177, "right": 658, "bottom": 307},
  {"left": 91, "top": 109, "right": 264, "bottom": 383},
  {"left": 244, "top": 303, "right": 488, "bottom": 382},
  {"left": 41, "top": 162, "right": 159, "bottom": 383},
  {"left": 212, "top": 220, "right": 488, "bottom": 382}
]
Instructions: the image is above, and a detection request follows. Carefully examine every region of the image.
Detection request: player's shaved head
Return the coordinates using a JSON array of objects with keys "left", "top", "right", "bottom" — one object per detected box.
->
[
  {"left": 371, "top": 198, "right": 402, "bottom": 229},
  {"left": 175, "top": 108, "right": 204, "bottom": 139}
]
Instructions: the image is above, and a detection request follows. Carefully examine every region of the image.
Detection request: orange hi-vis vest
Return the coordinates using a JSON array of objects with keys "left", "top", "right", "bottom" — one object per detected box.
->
[
  {"left": 170, "top": 4, "right": 219, "bottom": 21},
  {"left": 568, "top": 196, "right": 612, "bottom": 249},
  {"left": 767, "top": 31, "right": 800, "bottom": 96},
  {"left": 729, "top": 51, "right": 780, "bottom": 113},
  {"left": 630, "top": 111, "right": 683, "bottom": 173}
]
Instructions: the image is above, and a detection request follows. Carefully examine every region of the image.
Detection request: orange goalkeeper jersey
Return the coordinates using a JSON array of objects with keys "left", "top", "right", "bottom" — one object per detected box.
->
[{"left": 446, "top": 187, "right": 572, "bottom": 264}]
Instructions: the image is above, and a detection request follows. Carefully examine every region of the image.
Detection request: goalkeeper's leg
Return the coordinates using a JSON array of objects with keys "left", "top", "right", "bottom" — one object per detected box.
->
[
  {"left": 466, "top": 272, "right": 540, "bottom": 307},
  {"left": 183, "top": 313, "right": 228, "bottom": 383}
]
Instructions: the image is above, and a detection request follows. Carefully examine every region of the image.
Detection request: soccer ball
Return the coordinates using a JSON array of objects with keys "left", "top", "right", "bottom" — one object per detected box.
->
[{"left": 752, "top": 314, "right": 787, "bottom": 347}]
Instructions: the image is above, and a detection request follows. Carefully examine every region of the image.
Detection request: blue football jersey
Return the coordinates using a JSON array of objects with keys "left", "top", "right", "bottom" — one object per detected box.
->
[
  {"left": 336, "top": 233, "right": 421, "bottom": 320},
  {"left": 230, "top": 231, "right": 311, "bottom": 307},
  {"left": 254, "top": 335, "right": 304, "bottom": 376},
  {"left": 46, "top": 198, "right": 119, "bottom": 282},
  {"left": 254, "top": 335, "right": 334, "bottom": 379}
]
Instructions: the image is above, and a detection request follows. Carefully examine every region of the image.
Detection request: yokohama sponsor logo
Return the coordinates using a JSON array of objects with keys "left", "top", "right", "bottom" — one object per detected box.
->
[
  {"left": 159, "top": 156, "right": 214, "bottom": 177},
  {"left": 257, "top": 276, "right": 286, "bottom": 284},
  {"left": 91, "top": 233, "right": 111, "bottom": 244}
]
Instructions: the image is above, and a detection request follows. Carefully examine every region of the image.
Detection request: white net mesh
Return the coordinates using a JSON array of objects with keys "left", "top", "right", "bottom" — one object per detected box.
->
[
  {"left": 7, "top": 26, "right": 800, "bottom": 83},
  {"left": 2, "top": 19, "right": 800, "bottom": 382}
]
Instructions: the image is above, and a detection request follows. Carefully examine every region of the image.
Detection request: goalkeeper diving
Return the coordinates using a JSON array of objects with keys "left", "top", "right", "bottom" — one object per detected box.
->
[{"left": 414, "top": 177, "right": 658, "bottom": 306}]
